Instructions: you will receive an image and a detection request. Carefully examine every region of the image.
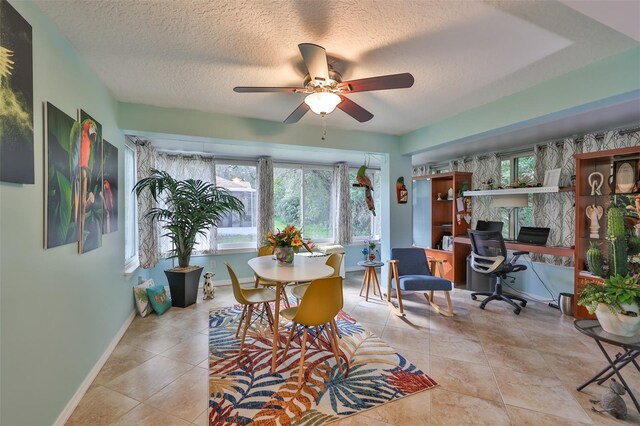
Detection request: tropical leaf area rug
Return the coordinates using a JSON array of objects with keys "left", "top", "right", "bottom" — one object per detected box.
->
[{"left": 208, "top": 303, "right": 438, "bottom": 425}]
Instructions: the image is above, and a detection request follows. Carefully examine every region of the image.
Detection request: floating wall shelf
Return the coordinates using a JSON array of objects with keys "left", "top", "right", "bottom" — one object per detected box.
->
[{"left": 463, "top": 186, "right": 560, "bottom": 197}]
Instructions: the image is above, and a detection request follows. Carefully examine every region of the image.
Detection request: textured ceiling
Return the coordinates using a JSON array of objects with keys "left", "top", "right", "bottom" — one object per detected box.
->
[{"left": 36, "top": 0, "right": 638, "bottom": 135}]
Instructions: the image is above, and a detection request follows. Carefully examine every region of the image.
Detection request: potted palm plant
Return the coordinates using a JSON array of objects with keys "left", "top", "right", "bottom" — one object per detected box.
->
[
  {"left": 578, "top": 274, "right": 640, "bottom": 337},
  {"left": 134, "top": 169, "right": 245, "bottom": 307}
]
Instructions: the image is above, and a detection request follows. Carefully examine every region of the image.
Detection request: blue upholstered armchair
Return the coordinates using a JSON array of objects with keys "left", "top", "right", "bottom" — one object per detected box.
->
[{"left": 387, "top": 248, "right": 454, "bottom": 317}]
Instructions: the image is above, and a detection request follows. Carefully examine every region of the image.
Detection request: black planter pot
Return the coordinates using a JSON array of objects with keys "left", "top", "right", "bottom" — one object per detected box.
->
[{"left": 164, "top": 266, "right": 203, "bottom": 308}]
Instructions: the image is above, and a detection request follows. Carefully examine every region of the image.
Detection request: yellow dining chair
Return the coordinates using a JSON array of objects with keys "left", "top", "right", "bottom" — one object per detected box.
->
[
  {"left": 225, "top": 262, "right": 276, "bottom": 355},
  {"left": 291, "top": 253, "right": 343, "bottom": 300},
  {"left": 254, "top": 245, "right": 291, "bottom": 308},
  {"left": 280, "top": 276, "right": 346, "bottom": 387}
]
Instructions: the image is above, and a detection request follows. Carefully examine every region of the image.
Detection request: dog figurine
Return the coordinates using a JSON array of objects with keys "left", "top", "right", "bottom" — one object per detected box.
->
[{"left": 203, "top": 272, "right": 215, "bottom": 300}]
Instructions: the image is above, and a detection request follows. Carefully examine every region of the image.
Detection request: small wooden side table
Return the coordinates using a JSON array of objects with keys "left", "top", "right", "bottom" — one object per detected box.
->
[{"left": 358, "top": 261, "right": 384, "bottom": 301}]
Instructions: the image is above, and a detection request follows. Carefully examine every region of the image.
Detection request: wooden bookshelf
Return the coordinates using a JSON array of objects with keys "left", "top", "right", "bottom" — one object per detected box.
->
[
  {"left": 574, "top": 146, "right": 640, "bottom": 318},
  {"left": 414, "top": 172, "right": 473, "bottom": 284}
]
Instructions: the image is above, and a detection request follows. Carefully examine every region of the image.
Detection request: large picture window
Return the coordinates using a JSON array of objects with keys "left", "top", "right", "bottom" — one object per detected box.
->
[
  {"left": 350, "top": 168, "right": 381, "bottom": 241},
  {"left": 215, "top": 162, "right": 258, "bottom": 249},
  {"left": 273, "top": 165, "right": 335, "bottom": 243}
]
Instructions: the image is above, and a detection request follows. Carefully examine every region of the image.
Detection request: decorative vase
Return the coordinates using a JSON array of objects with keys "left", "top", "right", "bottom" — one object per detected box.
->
[
  {"left": 595, "top": 303, "right": 640, "bottom": 337},
  {"left": 275, "top": 246, "right": 295, "bottom": 265}
]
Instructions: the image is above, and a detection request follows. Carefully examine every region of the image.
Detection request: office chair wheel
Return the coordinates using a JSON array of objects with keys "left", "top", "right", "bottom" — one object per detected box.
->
[
  {"left": 513, "top": 307, "right": 521, "bottom": 315},
  {"left": 520, "top": 301, "right": 527, "bottom": 307},
  {"left": 471, "top": 295, "right": 478, "bottom": 301}
]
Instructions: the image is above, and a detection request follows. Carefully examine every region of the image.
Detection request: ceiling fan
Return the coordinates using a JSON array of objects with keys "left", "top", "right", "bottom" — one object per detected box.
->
[{"left": 233, "top": 43, "right": 414, "bottom": 124}]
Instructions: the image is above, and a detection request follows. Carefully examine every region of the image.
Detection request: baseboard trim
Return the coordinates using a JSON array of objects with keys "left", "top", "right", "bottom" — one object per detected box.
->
[{"left": 54, "top": 310, "right": 136, "bottom": 426}]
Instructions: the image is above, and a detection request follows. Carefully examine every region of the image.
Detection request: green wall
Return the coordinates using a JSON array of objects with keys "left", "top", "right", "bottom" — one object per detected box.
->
[
  {"left": 0, "top": 2, "right": 132, "bottom": 424},
  {"left": 400, "top": 46, "right": 640, "bottom": 154}
]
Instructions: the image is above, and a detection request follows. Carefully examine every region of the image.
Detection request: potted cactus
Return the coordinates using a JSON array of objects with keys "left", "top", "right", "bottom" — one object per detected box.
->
[{"left": 586, "top": 207, "right": 630, "bottom": 278}]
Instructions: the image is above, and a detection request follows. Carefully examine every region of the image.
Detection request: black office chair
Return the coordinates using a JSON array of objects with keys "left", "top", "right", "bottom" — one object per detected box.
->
[{"left": 468, "top": 230, "right": 528, "bottom": 315}]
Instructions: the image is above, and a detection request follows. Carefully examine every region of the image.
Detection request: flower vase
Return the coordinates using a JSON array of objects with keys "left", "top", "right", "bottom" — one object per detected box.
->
[{"left": 275, "top": 246, "right": 295, "bottom": 266}]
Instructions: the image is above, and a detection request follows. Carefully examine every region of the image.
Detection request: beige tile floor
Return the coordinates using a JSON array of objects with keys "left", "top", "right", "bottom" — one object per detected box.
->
[{"left": 67, "top": 271, "right": 640, "bottom": 425}]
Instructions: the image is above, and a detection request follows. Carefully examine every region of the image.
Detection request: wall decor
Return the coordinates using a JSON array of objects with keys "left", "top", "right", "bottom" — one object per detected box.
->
[
  {"left": 588, "top": 172, "right": 604, "bottom": 196},
  {"left": 44, "top": 102, "right": 78, "bottom": 248},
  {"left": 78, "top": 110, "right": 103, "bottom": 253},
  {"left": 396, "top": 177, "right": 407, "bottom": 203},
  {"left": 543, "top": 168, "right": 561, "bottom": 187},
  {"left": 585, "top": 204, "right": 603, "bottom": 239},
  {"left": 102, "top": 140, "right": 118, "bottom": 234},
  {"left": 0, "top": 0, "right": 34, "bottom": 183},
  {"left": 613, "top": 159, "right": 637, "bottom": 194}
]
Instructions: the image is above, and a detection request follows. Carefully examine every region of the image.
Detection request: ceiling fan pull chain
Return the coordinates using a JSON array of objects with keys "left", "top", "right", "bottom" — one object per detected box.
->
[{"left": 321, "top": 112, "right": 327, "bottom": 140}]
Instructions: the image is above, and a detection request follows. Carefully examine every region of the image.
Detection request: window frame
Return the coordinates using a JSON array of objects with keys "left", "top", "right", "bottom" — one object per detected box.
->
[
  {"left": 213, "top": 159, "right": 259, "bottom": 251},
  {"left": 273, "top": 163, "right": 336, "bottom": 244},
  {"left": 500, "top": 151, "right": 535, "bottom": 239},
  {"left": 124, "top": 140, "right": 139, "bottom": 273}
]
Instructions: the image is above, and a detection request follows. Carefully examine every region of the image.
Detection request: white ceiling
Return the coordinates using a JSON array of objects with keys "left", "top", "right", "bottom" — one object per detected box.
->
[{"left": 36, "top": 0, "right": 638, "bottom": 136}]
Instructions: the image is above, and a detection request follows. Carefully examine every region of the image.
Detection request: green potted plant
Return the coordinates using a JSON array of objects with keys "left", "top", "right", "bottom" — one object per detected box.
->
[
  {"left": 134, "top": 169, "right": 245, "bottom": 307},
  {"left": 578, "top": 274, "right": 640, "bottom": 337}
]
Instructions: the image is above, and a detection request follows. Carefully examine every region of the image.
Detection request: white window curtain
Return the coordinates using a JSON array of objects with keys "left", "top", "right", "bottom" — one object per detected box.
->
[
  {"left": 334, "top": 162, "right": 352, "bottom": 245},
  {"left": 136, "top": 141, "right": 159, "bottom": 269},
  {"left": 155, "top": 153, "right": 218, "bottom": 257},
  {"left": 256, "top": 157, "right": 274, "bottom": 249}
]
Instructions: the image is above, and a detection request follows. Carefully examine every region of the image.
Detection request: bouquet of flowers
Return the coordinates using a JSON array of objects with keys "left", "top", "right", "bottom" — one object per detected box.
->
[{"left": 263, "top": 225, "right": 316, "bottom": 253}]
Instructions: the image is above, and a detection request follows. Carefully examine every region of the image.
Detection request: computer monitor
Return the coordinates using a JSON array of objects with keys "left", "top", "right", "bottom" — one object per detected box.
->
[
  {"left": 516, "top": 227, "right": 550, "bottom": 245},
  {"left": 475, "top": 220, "right": 504, "bottom": 233}
]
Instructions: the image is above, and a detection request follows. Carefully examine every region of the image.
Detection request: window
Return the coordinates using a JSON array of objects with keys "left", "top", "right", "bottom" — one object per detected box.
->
[
  {"left": 499, "top": 153, "right": 534, "bottom": 239},
  {"left": 273, "top": 165, "right": 335, "bottom": 242},
  {"left": 124, "top": 141, "right": 138, "bottom": 271},
  {"left": 350, "top": 167, "right": 381, "bottom": 241},
  {"left": 215, "top": 162, "right": 258, "bottom": 249}
]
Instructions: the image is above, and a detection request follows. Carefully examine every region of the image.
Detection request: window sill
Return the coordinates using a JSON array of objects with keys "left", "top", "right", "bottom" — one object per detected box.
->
[{"left": 123, "top": 259, "right": 140, "bottom": 279}]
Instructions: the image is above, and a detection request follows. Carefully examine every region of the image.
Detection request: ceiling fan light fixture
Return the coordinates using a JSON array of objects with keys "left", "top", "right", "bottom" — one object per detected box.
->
[{"left": 304, "top": 92, "right": 341, "bottom": 115}]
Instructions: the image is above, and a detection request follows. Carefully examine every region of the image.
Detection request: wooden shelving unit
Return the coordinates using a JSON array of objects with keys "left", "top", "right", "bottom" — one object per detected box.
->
[
  {"left": 574, "top": 146, "right": 640, "bottom": 318},
  {"left": 413, "top": 172, "right": 473, "bottom": 284}
]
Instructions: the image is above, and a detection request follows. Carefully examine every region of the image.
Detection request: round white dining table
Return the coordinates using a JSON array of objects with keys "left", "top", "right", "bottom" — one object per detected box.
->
[{"left": 247, "top": 255, "right": 333, "bottom": 373}]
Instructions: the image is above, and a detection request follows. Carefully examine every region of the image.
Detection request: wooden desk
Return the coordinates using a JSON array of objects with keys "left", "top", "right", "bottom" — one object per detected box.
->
[
  {"left": 453, "top": 236, "right": 574, "bottom": 257},
  {"left": 247, "top": 256, "right": 333, "bottom": 373}
]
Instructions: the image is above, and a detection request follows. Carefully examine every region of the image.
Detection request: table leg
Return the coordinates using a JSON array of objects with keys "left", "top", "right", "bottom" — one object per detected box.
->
[
  {"left": 372, "top": 268, "right": 383, "bottom": 301},
  {"left": 365, "top": 268, "right": 371, "bottom": 302},
  {"left": 596, "top": 341, "right": 640, "bottom": 413},
  {"left": 596, "top": 350, "right": 639, "bottom": 385},
  {"left": 271, "top": 281, "right": 282, "bottom": 374},
  {"left": 359, "top": 269, "right": 368, "bottom": 297}
]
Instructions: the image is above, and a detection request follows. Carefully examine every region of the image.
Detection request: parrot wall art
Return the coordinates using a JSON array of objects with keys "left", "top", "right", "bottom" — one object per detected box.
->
[
  {"left": 77, "top": 110, "right": 103, "bottom": 253},
  {"left": 354, "top": 164, "right": 376, "bottom": 216}
]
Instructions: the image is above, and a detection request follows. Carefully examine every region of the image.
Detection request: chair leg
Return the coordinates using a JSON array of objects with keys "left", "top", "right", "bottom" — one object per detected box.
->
[
  {"left": 282, "top": 321, "right": 297, "bottom": 359},
  {"left": 264, "top": 302, "right": 275, "bottom": 331},
  {"left": 298, "top": 327, "right": 309, "bottom": 387},
  {"left": 282, "top": 286, "right": 291, "bottom": 309},
  {"left": 239, "top": 305, "right": 253, "bottom": 355},
  {"left": 396, "top": 286, "right": 405, "bottom": 314},
  {"left": 327, "top": 321, "right": 344, "bottom": 375},
  {"left": 235, "top": 305, "right": 247, "bottom": 338},
  {"left": 331, "top": 318, "right": 342, "bottom": 339},
  {"left": 254, "top": 276, "right": 260, "bottom": 288},
  {"left": 424, "top": 291, "right": 454, "bottom": 317}
]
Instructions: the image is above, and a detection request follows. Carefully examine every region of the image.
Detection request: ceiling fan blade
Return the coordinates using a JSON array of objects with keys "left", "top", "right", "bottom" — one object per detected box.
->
[
  {"left": 298, "top": 43, "right": 329, "bottom": 82},
  {"left": 337, "top": 96, "right": 373, "bottom": 122},
  {"left": 234, "top": 86, "right": 304, "bottom": 93},
  {"left": 283, "top": 102, "right": 310, "bottom": 124},
  {"left": 339, "top": 73, "right": 414, "bottom": 93}
]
